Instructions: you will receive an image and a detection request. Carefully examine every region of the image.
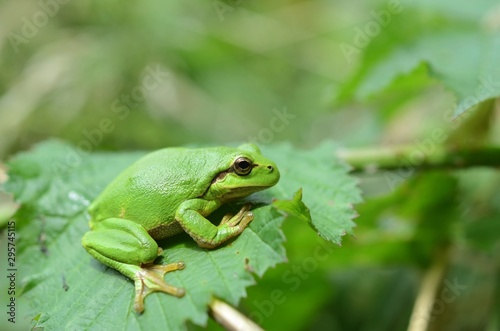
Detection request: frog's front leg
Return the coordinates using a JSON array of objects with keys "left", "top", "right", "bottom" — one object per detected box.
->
[
  {"left": 176, "top": 199, "right": 253, "bottom": 249},
  {"left": 82, "top": 218, "right": 185, "bottom": 313}
]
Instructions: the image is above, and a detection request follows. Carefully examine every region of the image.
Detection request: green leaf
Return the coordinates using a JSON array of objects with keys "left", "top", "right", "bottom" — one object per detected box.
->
[
  {"left": 338, "top": 3, "right": 500, "bottom": 118},
  {"left": 263, "top": 141, "right": 362, "bottom": 244},
  {"left": 272, "top": 189, "right": 312, "bottom": 224},
  {"left": 3, "top": 140, "right": 360, "bottom": 330}
]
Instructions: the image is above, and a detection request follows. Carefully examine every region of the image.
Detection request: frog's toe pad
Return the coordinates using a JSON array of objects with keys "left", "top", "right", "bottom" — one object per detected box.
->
[{"left": 133, "top": 262, "right": 185, "bottom": 313}]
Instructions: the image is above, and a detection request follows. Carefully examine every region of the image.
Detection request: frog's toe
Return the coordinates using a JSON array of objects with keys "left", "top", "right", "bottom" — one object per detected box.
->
[
  {"left": 220, "top": 213, "right": 234, "bottom": 225},
  {"left": 149, "top": 261, "right": 185, "bottom": 273},
  {"left": 238, "top": 211, "right": 253, "bottom": 228},
  {"left": 133, "top": 262, "right": 185, "bottom": 313}
]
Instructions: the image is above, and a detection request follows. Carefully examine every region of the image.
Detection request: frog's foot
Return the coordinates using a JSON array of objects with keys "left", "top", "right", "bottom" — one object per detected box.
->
[
  {"left": 221, "top": 203, "right": 253, "bottom": 227},
  {"left": 133, "top": 262, "right": 185, "bottom": 313}
]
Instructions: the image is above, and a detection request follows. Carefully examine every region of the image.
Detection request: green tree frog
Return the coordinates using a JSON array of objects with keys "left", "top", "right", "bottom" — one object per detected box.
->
[{"left": 82, "top": 144, "right": 280, "bottom": 313}]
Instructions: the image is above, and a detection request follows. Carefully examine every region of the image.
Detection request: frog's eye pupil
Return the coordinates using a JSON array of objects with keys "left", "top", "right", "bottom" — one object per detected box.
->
[
  {"left": 233, "top": 157, "right": 253, "bottom": 175},
  {"left": 239, "top": 161, "right": 249, "bottom": 169}
]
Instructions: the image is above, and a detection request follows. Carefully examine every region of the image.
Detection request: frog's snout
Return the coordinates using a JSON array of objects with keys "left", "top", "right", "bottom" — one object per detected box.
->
[
  {"left": 266, "top": 162, "right": 280, "bottom": 183},
  {"left": 264, "top": 162, "right": 277, "bottom": 174}
]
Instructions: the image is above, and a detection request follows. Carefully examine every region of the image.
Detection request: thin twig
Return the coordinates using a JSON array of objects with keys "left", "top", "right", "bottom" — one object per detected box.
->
[
  {"left": 407, "top": 253, "right": 448, "bottom": 331},
  {"left": 209, "top": 298, "right": 264, "bottom": 331}
]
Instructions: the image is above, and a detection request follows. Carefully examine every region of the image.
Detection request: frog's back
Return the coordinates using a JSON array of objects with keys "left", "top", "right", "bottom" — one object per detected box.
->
[{"left": 89, "top": 147, "right": 223, "bottom": 231}]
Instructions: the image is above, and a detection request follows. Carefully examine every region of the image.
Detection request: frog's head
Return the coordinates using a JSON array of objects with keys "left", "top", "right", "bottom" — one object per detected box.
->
[{"left": 206, "top": 143, "right": 280, "bottom": 201}]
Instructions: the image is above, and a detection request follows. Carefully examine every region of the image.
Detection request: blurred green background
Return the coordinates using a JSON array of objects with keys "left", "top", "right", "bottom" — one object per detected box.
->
[{"left": 1, "top": 0, "right": 499, "bottom": 330}]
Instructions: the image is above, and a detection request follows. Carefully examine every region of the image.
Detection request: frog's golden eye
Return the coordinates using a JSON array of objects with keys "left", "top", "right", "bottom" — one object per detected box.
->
[{"left": 233, "top": 157, "right": 253, "bottom": 176}]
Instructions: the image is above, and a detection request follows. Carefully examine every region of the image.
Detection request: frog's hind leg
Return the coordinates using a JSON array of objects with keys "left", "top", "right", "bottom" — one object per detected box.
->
[{"left": 82, "top": 218, "right": 185, "bottom": 313}]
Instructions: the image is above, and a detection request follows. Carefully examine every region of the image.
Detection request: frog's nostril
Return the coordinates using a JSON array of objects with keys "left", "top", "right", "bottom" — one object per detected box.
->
[{"left": 267, "top": 165, "right": 273, "bottom": 171}]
